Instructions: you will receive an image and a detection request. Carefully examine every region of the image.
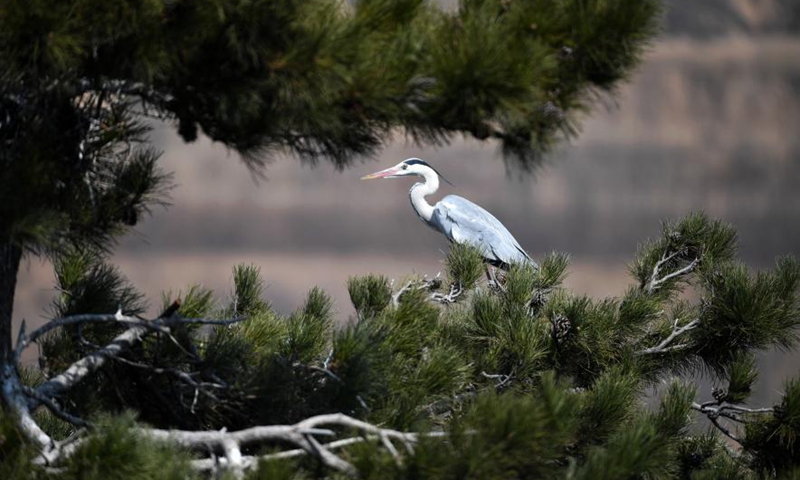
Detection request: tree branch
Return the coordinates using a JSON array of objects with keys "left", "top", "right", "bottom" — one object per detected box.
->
[
  {"left": 26, "top": 311, "right": 244, "bottom": 407},
  {"left": 22, "top": 385, "right": 89, "bottom": 428},
  {"left": 636, "top": 318, "right": 699, "bottom": 355},
  {"left": 646, "top": 249, "right": 698, "bottom": 294},
  {"left": 692, "top": 400, "right": 774, "bottom": 445},
  {"left": 33, "top": 323, "right": 151, "bottom": 404},
  {"left": 392, "top": 274, "right": 463, "bottom": 307},
  {"left": 137, "top": 413, "right": 440, "bottom": 477}
]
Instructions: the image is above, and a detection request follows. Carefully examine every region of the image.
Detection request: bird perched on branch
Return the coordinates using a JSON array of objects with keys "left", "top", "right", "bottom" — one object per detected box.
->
[{"left": 361, "top": 158, "right": 536, "bottom": 270}]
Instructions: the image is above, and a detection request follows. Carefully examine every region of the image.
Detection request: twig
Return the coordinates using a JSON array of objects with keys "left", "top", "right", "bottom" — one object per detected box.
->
[
  {"left": 108, "top": 356, "right": 225, "bottom": 392},
  {"left": 392, "top": 274, "right": 443, "bottom": 307},
  {"left": 692, "top": 403, "right": 742, "bottom": 442},
  {"left": 430, "top": 282, "right": 463, "bottom": 304},
  {"left": 636, "top": 319, "right": 699, "bottom": 355},
  {"left": 646, "top": 249, "right": 698, "bottom": 294},
  {"left": 481, "top": 371, "right": 512, "bottom": 389},
  {"left": 692, "top": 401, "right": 773, "bottom": 445},
  {"left": 708, "top": 415, "right": 742, "bottom": 443},
  {"left": 22, "top": 386, "right": 89, "bottom": 428}
]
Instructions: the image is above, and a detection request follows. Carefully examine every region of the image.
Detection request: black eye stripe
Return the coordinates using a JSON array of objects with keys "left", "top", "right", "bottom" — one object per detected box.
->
[
  {"left": 403, "top": 159, "right": 427, "bottom": 167},
  {"left": 400, "top": 158, "right": 454, "bottom": 185}
]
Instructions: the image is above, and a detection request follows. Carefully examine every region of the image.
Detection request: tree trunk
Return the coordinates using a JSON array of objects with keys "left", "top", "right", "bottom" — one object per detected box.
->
[{"left": 0, "top": 242, "right": 22, "bottom": 364}]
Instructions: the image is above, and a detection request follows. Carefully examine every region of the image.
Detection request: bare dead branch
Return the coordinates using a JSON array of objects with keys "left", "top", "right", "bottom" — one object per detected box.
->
[
  {"left": 15, "top": 309, "right": 244, "bottom": 362},
  {"left": 692, "top": 400, "right": 774, "bottom": 445},
  {"left": 392, "top": 273, "right": 440, "bottom": 307},
  {"left": 431, "top": 282, "right": 463, "bottom": 304},
  {"left": 136, "top": 413, "right": 444, "bottom": 477},
  {"left": 693, "top": 403, "right": 743, "bottom": 442},
  {"left": 637, "top": 318, "right": 699, "bottom": 355},
  {"left": 719, "top": 404, "right": 774, "bottom": 414},
  {"left": 25, "top": 311, "right": 244, "bottom": 407},
  {"left": 481, "top": 371, "right": 513, "bottom": 389},
  {"left": 33, "top": 323, "right": 151, "bottom": 405},
  {"left": 646, "top": 248, "right": 698, "bottom": 294},
  {"left": 1, "top": 366, "right": 59, "bottom": 462},
  {"left": 392, "top": 274, "right": 464, "bottom": 307},
  {"left": 22, "top": 386, "right": 89, "bottom": 428}
]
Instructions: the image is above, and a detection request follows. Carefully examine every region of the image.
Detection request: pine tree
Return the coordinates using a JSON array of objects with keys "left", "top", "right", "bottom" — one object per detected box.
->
[
  {"left": 0, "top": 0, "right": 661, "bottom": 364},
  {"left": 2, "top": 214, "right": 799, "bottom": 478},
  {"left": 7, "top": 1, "right": 797, "bottom": 479}
]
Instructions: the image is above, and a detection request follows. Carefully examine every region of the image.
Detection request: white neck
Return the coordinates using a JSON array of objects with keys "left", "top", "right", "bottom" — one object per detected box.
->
[{"left": 409, "top": 168, "right": 439, "bottom": 223}]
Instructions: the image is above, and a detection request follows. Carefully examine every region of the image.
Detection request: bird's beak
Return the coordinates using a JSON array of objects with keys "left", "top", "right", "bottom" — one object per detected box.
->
[{"left": 360, "top": 166, "right": 400, "bottom": 180}]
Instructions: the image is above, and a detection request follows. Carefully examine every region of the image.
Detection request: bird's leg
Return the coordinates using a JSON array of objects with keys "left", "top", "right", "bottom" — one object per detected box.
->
[
  {"left": 486, "top": 264, "right": 498, "bottom": 288},
  {"left": 486, "top": 265, "right": 507, "bottom": 294}
]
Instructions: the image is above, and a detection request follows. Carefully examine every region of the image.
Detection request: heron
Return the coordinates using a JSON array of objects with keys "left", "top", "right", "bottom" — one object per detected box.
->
[{"left": 361, "top": 158, "right": 536, "bottom": 271}]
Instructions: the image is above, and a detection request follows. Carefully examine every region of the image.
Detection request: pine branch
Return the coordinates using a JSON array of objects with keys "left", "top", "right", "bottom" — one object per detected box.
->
[
  {"left": 646, "top": 249, "right": 699, "bottom": 294},
  {"left": 391, "top": 274, "right": 463, "bottom": 306},
  {"left": 138, "top": 413, "right": 446, "bottom": 476},
  {"left": 636, "top": 318, "right": 699, "bottom": 355},
  {"left": 24, "top": 310, "right": 244, "bottom": 407},
  {"left": 22, "top": 385, "right": 89, "bottom": 428},
  {"left": 692, "top": 400, "right": 774, "bottom": 445},
  {"left": 431, "top": 282, "right": 464, "bottom": 304},
  {"left": 16, "top": 309, "right": 244, "bottom": 363}
]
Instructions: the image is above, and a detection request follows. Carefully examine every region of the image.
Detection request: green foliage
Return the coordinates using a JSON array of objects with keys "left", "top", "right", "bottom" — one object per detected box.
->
[
  {"left": 228, "top": 264, "right": 272, "bottom": 317},
  {"left": 632, "top": 212, "right": 738, "bottom": 298},
  {"left": 744, "top": 377, "right": 800, "bottom": 473},
  {"left": 245, "top": 458, "right": 310, "bottom": 480},
  {"left": 163, "top": 284, "right": 215, "bottom": 318},
  {"left": 19, "top": 213, "right": 800, "bottom": 478},
  {"left": 651, "top": 381, "right": 695, "bottom": 437},
  {"left": 719, "top": 352, "right": 759, "bottom": 404},
  {"left": 52, "top": 249, "right": 147, "bottom": 317},
  {"left": 576, "top": 367, "right": 640, "bottom": 445},
  {"left": 283, "top": 287, "right": 333, "bottom": 363},
  {"left": 0, "top": 408, "right": 41, "bottom": 480},
  {"left": 445, "top": 242, "right": 485, "bottom": 289},
  {"left": 62, "top": 413, "right": 197, "bottom": 480},
  {"left": 572, "top": 419, "right": 676, "bottom": 480},
  {"left": 534, "top": 252, "right": 571, "bottom": 291},
  {"left": 694, "top": 256, "right": 800, "bottom": 372},
  {"left": 347, "top": 274, "right": 391, "bottom": 319},
  {"left": 570, "top": 382, "right": 693, "bottom": 480}
]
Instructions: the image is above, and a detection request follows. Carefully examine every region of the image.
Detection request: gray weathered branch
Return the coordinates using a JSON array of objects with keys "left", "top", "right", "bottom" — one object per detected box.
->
[
  {"left": 637, "top": 318, "right": 699, "bottom": 356},
  {"left": 392, "top": 274, "right": 463, "bottom": 307},
  {"left": 646, "top": 249, "right": 698, "bottom": 294},
  {"left": 19, "top": 310, "right": 243, "bottom": 406},
  {"left": 139, "top": 413, "right": 438, "bottom": 476},
  {"left": 692, "top": 400, "right": 774, "bottom": 445}
]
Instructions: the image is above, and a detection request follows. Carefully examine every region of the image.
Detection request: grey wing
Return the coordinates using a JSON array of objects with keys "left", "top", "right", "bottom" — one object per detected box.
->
[{"left": 431, "top": 195, "right": 535, "bottom": 268}]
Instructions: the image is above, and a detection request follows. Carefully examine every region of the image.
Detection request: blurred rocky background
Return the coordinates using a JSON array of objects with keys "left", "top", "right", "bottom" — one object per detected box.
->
[{"left": 15, "top": 0, "right": 799, "bottom": 402}]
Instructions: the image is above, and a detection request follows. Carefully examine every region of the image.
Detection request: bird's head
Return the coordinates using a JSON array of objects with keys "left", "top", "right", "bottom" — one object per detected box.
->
[{"left": 360, "top": 158, "right": 454, "bottom": 185}]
